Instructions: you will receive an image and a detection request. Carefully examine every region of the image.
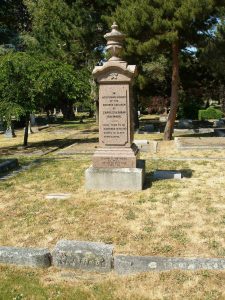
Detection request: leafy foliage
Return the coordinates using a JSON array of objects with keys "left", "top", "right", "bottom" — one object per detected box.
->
[
  {"left": 35, "top": 60, "right": 91, "bottom": 109},
  {"left": 0, "top": 52, "right": 38, "bottom": 125},
  {"left": 114, "top": 0, "right": 224, "bottom": 139},
  {"left": 0, "top": 0, "right": 30, "bottom": 49},
  {"left": 24, "top": 0, "right": 118, "bottom": 65},
  {"left": 198, "top": 107, "right": 224, "bottom": 120}
]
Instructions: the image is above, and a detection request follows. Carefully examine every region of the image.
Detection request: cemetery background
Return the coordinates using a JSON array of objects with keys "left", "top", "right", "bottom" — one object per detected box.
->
[{"left": 1, "top": 0, "right": 225, "bottom": 299}]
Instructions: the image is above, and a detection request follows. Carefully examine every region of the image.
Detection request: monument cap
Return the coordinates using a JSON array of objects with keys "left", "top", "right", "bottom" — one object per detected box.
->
[{"left": 104, "top": 22, "right": 126, "bottom": 61}]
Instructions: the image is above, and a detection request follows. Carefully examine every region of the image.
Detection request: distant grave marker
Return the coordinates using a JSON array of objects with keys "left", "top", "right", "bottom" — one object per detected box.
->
[
  {"left": 45, "top": 193, "right": 72, "bottom": 200},
  {"left": 4, "top": 126, "right": 15, "bottom": 138}
]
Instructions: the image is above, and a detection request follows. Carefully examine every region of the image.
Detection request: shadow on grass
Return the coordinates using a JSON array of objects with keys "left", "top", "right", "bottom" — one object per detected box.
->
[
  {"left": 0, "top": 137, "right": 99, "bottom": 156},
  {"left": 143, "top": 172, "right": 153, "bottom": 190},
  {"left": 144, "top": 169, "right": 193, "bottom": 189},
  {"left": 81, "top": 128, "right": 99, "bottom": 133},
  {"left": 177, "top": 132, "right": 215, "bottom": 138},
  {"left": 27, "top": 137, "right": 98, "bottom": 148}
]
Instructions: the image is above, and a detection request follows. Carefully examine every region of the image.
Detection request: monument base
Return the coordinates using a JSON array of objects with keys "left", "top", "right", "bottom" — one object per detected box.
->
[
  {"left": 92, "top": 144, "right": 139, "bottom": 168},
  {"left": 85, "top": 160, "right": 145, "bottom": 191}
]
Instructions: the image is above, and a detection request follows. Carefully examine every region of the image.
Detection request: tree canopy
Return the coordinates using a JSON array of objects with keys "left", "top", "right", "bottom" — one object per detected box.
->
[
  {"left": 0, "top": 0, "right": 225, "bottom": 144},
  {"left": 114, "top": 0, "right": 224, "bottom": 139}
]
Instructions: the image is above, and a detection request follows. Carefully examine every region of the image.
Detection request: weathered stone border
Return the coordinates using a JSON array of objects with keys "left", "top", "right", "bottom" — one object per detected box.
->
[
  {"left": 1, "top": 240, "right": 225, "bottom": 274},
  {"left": 114, "top": 255, "right": 225, "bottom": 275},
  {"left": 175, "top": 137, "right": 225, "bottom": 150},
  {"left": 0, "top": 159, "right": 19, "bottom": 174},
  {"left": 0, "top": 246, "right": 51, "bottom": 268},
  {"left": 0, "top": 159, "right": 41, "bottom": 181}
]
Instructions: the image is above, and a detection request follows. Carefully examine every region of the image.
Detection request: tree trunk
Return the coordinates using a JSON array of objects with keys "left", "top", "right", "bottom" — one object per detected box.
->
[
  {"left": 89, "top": 109, "right": 94, "bottom": 118},
  {"left": 220, "top": 84, "right": 225, "bottom": 113},
  {"left": 164, "top": 41, "right": 179, "bottom": 140},
  {"left": 23, "top": 112, "right": 30, "bottom": 147},
  {"left": 61, "top": 99, "right": 75, "bottom": 121}
]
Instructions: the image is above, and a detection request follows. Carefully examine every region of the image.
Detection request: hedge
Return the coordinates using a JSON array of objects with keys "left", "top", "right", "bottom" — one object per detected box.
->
[{"left": 198, "top": 107, "right": 224, "bottom": 120}]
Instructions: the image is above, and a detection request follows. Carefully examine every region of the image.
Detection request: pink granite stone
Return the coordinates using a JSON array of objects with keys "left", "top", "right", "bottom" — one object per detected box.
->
[{"left": 91, "top": 23, "right": 138, "bottom": 169}]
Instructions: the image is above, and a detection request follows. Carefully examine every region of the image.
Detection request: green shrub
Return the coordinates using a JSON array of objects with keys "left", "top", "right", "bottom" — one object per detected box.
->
[{"left": 198, "top": 107, "right": 223, "bottom": 120}]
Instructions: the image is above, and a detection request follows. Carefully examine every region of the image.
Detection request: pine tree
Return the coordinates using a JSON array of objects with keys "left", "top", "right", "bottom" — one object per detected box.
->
[
  {"left": 24, "top": 0, "right": 118, "bottom": 66},
  {"left": 114, "top": 0, "right": 223, "bottom": 139}
]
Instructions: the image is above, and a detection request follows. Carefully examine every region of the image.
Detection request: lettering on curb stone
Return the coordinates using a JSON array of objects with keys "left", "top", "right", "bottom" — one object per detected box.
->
[
  {"left": 52, "top": 240, "right": 113, "bottom": 272},
  {"left": 56, "top": 252, "right": 106, "bottom": 267}
]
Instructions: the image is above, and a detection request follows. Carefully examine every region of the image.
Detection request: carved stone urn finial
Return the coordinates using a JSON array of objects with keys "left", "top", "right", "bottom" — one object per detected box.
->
[{"left": 104, "top": 22, "right": 125, "bottom": 61}]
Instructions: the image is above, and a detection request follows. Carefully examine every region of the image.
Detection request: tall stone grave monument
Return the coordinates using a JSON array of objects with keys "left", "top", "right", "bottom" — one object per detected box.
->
[{"left": 85, "top": 23, "right": 145, "bottom": 191}]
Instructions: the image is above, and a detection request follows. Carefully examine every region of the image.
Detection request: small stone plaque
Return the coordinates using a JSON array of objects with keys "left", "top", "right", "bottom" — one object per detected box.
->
[
  {"left": 52, "top": 240, "right": 113, "bottom": 272},
  {"left": 153, "top": 170, "right": 182, "bottom": 180},
  {"left": 45, "top": 193, "right": 72, "bottom": 200},
  {"left": 0, "top": 159, "right": 19, "bottom": 174}
]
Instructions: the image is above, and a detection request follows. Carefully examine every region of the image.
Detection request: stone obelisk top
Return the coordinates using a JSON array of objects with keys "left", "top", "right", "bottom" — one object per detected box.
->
[{"left": 93, "top": 23, "right": 136, "bottom": 79}]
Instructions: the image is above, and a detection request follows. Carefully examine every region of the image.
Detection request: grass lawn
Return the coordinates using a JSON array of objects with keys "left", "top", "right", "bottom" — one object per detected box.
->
[
  {"left": 0, "top": 119, "right": 225, "bottom": 299},
  {"left": 1, "top": 265, "right": 225, "bottom": 300}
]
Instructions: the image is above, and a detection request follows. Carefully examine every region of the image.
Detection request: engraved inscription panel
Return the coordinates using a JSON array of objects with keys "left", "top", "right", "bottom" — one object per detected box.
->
[
  {"left": 93, "top": 156, "right": 136, "bottom": 168},
  {"left": 57, "top": 251, "right": 106, "bottom": 268},
  {"left": 99, "top": 157, "right": 131, "bottom": 168},
  {"left": 99, "top": 84, "right": 129, "bottom": 146}
]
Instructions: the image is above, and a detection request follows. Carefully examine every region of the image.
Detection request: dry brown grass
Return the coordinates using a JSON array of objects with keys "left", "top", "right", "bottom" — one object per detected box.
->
[
  {"left": 1, "top": 122, "right": 225, "bottom": 298},
  {"left": 1, "top": 148, "right": 225, "bottom": 258}
]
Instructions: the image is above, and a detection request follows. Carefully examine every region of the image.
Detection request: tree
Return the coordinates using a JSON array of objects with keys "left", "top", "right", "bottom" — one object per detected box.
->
[
  {"left": 35, "top": 60, "right": 91, "bottom": 120},
  {"left": 0, "top": 0, "right": 30, "bottom": 51},
  {"left": 23, "top": 0, "right": 118, "bottom": 119},
  {"left": 199, "top": 21, "right": 225, "bottom": 111},
  {"left": 114, "top": 0, "right": 223, "bottom": 139},
  {"left": 24, "top": 0, "right": 118, "bottom": 65},
  {"left": 0, "top": 52, "right": 38, "bottom": 145}
]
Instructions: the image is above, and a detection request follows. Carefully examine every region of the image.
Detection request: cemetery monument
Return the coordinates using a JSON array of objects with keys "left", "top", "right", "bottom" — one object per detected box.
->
[{"left": 85, "top": 23, "right": 145, "bottom": 191}]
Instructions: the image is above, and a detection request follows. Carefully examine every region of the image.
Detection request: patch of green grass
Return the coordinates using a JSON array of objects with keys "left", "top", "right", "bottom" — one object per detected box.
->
[
  {"left": 204, "top": 289, "right": 222, "bottom": 300},
  {"left": 206, "top": 207, "right": 218, "bottom": 214},
  {"left": 220, "top": 215, "right": 225, "bottom": 225},
  {"left": 0, "top": 266, "right": 114, "bottom": 300},
  {"left": 170, "top": 228, "right": 189, "bottom": 245},
  {"left": 125, "top": 209, "right": 136, "bottom": 220},
  {"left": 208, "top": 240, "right": 220, "bottom": 251}
]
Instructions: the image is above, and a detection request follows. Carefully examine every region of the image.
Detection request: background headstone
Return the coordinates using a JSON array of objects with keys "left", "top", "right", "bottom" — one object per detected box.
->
[
  {"left": 177, "top": 119, "right": 193, "bottom": 129},
  {"left": 30, "top": 114, "right": 37, "bottom": 126},
  {"left": 4, "top": 126, "right": 15, "bottom": 138}
]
